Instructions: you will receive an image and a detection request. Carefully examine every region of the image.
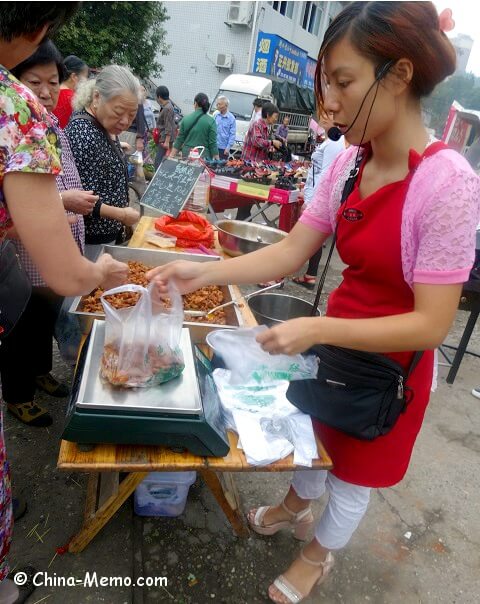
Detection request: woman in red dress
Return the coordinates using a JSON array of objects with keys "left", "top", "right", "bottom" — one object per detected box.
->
[{"left": 148, "top": 2, "right": 480, "bottom": 602}]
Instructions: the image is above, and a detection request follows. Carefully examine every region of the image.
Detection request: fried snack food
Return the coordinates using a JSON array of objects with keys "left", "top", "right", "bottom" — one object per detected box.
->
[
  {"left": 101, "top": 342, "right": 184, "bottom": 387},
  {"left": 81, "top": 261, "right": 228, "bottom": 324}
]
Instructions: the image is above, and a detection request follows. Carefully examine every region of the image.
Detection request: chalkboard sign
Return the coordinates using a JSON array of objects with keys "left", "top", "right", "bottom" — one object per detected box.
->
[{"left": 140, "top": 158, "right": 204, "bottom": 217}]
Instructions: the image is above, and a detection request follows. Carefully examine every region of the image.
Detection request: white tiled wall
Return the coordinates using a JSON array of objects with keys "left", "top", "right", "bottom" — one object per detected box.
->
[{"left": 155, "top": 1, "right": 342, "bottom": 114}]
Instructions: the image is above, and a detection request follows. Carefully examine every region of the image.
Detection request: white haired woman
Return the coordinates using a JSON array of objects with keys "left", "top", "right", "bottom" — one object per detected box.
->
[{"left": 66, "top": 65, "right": 141, "bottom": 260}]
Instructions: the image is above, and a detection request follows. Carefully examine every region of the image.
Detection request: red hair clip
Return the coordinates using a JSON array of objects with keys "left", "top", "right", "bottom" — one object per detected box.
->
[{"left": 438, "top": 8, "right": 455, "bottom": 33}]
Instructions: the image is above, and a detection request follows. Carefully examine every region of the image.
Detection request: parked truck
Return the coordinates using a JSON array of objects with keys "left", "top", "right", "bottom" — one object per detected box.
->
[{"left": 210, "top": 73, "right": 316, "bottom": 155}]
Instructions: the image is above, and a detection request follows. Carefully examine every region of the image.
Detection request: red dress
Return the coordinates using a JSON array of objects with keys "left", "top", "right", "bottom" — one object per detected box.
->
[
  {"left": 314, "top": 147, "right": 436, "bottom": 488},
  {"left": 53, "top": 88, "right": 75, "bottom": 129}
]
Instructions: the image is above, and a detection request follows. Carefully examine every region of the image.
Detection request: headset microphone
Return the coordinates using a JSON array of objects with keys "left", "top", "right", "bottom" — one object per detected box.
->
[{"left": 327, "top": 60, "right": 395, "bottom": 141}]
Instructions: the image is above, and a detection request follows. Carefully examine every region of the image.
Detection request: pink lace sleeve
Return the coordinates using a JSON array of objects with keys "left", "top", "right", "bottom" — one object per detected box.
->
[
  {"left": 412, "top": 152, "right": 480, "bottom": 284},
  {"left": 299, "top": 146, "right": 357, "bottom": 233}
]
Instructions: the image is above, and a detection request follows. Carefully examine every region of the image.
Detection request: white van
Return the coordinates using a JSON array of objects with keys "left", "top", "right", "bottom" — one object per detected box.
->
[{"left": 211, "top": 73, "right": 314, "bottom": 153}]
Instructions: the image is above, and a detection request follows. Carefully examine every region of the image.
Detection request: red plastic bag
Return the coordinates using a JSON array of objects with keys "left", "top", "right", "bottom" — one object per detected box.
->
[
  {"left": 154, "top": 211, "right": 214, "bottom": 249},
  {"left": 152, "top": 127, "right": 160, "bottom": 145}
]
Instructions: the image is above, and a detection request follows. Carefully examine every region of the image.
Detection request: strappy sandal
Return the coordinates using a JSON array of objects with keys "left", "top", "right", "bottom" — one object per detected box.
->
[
  {"left": 292, "top": 275, "right": 316, "bottom": 291},
  {"left": 35, "top": 373, "right": 70, "bottom": 398},
  {"left": 248, "top": 501, "right": 313, "bottom": 541},
  {"left": 7, "top": 402, "right": 53, "bottom": 427},
  {"left": 256, "top": 280, "right": 285, "bottom": 289},
  {"left": 269, "top": 550, "right": 335, "bottom": 603}
]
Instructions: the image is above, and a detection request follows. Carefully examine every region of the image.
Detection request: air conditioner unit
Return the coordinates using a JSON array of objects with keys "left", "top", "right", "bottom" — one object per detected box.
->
[
  {"left": 225, "top": 1, "right": 253, "bottom": 26},
  {"left": 216, "top": 53, "right": 234, "bottom": 70}
]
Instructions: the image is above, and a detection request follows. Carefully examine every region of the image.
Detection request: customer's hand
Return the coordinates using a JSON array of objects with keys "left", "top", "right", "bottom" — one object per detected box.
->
[
  {"left": 136, "top": 138, "right": 145, "bottom": 152},
  {"left": 272, "top": 140, "right": 282, "bottom": 149},
  {"left": 96, "top": 253, "right": 129, "bottom": 290},
  {"left": 256, "top": 317, "right": 320, "bottom": 356},
  {"left": 61, "top": 190, "right": 98, "bottom": 215},
  {"left": 147, "top": 260, "right": 208, "bottom": 295},
  {"left": 120, "top": 141, "right": 132, "bottom": 152},
  {"left": 121, "top": 207, "right": 140, "bottom": 226}
]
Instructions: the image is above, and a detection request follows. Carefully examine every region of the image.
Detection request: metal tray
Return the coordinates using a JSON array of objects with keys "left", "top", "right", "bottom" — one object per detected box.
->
[
  {"left": 76, "top": 321, "right": 202, "bottom": 414},
  {"left": 69, "top": 245, "right": 244, "bottom": 341}
]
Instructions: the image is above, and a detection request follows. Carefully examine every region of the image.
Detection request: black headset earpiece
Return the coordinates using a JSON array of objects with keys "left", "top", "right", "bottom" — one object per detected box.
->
[{"left": 374, "top": 59, "right": 396, "bottom": 82}]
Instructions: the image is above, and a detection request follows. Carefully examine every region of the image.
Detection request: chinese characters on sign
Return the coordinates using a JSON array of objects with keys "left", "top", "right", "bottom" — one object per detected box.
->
[{"left": 253, "top": 32, "right": 316, "bottom": 90}]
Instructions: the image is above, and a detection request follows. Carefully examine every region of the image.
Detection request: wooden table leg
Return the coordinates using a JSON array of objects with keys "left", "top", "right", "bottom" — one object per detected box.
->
[
  {"left": 200, "top": 469, "right": 250, "bottom": 537},
  {"left": 69, "top": 471, "right": 148, "bottom": 553}
]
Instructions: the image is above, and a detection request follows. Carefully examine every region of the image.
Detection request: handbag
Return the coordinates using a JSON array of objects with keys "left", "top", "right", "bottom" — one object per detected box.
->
[
  {"left": 0, "top": 240, "right": 32, "bottom": 339},
  {"left": 286, "top": 150, "right": 424, "bottom": 440}
]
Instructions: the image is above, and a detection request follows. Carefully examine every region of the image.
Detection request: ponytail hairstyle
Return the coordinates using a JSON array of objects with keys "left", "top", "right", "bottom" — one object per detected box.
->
[
  {"left": 64, "top": 55, "right": 88, "bottom": 77},
  {"left": 315, "top": 1, "right": 456, "bottom": 113},
  {"left": 194, "top": 92, "right": 210, "bottom": 114},
  {"left": 73, "top": 64, "right": 140, "bottom": 111}
]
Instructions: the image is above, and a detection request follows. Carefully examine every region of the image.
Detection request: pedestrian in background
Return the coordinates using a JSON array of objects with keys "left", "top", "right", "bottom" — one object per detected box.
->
[
  {"left": 251, "top": 97, "right": 264, "bottom": 122},
  {"left": 215, "top": 95, "right": 236, "bottom": 159},
  {"left": 53, "top": 54, "right": 88, "bottom": 128},
  {"left": 170, "top": 92, "right": 219, "bottom": 160},
  {"left": 154, "top": 85, "right": 176, "bottom": 169}
]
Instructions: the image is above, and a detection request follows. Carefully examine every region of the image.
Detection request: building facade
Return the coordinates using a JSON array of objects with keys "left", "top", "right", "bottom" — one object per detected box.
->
[
  {"left": 155, "top": 1, "right": 344, "bottom": 114},
  {"left": 450, "top": 33, "right": 474, "bottom": 74}
]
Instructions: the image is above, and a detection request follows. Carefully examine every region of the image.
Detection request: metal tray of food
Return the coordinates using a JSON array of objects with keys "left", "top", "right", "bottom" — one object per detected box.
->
[
  {"left": 69, "top": 245, "right": 244, "bottom": 342},
  {"left": 76, "top": 322, "right": 202, "bottom": 414}
]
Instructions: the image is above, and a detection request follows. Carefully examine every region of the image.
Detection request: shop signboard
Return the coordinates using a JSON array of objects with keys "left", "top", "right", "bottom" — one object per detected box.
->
[{"left": 253, "top": 32, "right": 316, "bottom": 90}]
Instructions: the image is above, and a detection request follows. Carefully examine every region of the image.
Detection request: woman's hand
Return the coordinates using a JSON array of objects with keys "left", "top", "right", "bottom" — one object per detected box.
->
[
  {"left": 61, "top": 190, "right": 98, "bottom": 215},
  {"left": 147, "top": 260, "right": 208, "bottom": 294},
  {"left": 121, "top": 207, "right": 140, "bottom": 226},
  {"left": 95, "top": 253, "right": 129, "bottom": 290},
  {"left": 256, "top": 317, "right": 320, "bottom": 356}
]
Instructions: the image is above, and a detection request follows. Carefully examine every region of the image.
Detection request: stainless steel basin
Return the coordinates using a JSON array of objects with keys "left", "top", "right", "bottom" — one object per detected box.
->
[
  {"left": 247, "top": 293, "right": 320, "bottom": 327},
  {"left": 216, "top": 219, "right": 287, "bottom": 257}
]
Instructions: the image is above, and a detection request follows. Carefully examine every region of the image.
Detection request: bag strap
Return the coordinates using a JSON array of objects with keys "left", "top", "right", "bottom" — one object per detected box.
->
[
  {"left": 310, "top": 152, "right": 363, "bottom": 316},
  {"left": 181, "top": 111, "right": 205, "bottom": 151}
]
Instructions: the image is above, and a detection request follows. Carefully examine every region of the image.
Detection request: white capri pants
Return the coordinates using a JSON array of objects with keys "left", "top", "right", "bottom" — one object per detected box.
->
[{"left": 291, "top": 470, "right": 371, "bottom": 550}]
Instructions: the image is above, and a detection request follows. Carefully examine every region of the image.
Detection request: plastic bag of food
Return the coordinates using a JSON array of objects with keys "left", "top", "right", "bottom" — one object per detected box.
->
[
  {"left": 207, "top": 327, "right": 318, "bottom": 386},
  {"left": 100, "top": 282, "right": 184, "bottom": 388}
]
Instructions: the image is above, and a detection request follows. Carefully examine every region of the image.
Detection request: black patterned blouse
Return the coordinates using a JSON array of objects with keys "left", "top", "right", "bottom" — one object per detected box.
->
[{"left": 65, "top": 109, "right": 128, "bottom": 244}]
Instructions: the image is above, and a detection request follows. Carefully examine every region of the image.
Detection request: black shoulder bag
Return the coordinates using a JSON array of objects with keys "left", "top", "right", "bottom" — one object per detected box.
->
[
  {"left": 0, "top": 240, "right": 32, "bottom": 340},
  {"left": 286, "top": 154, "right": 423, "bottom": 441}
]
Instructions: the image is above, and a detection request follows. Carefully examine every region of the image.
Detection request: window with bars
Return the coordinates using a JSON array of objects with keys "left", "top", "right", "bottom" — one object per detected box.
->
[
  {"left": 301, "top": 1, "right": 322, "bottom": 35},
  {"left": 270, "top": 1, "right": 294, "bottom": 19}
]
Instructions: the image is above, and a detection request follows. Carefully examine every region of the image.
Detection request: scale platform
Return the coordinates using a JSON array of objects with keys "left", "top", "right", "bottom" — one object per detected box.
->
[{"left": 62, "top": 322, "right": 230, "bottom": 457}]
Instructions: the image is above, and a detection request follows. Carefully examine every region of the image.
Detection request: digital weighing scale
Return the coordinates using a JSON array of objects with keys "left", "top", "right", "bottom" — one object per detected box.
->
[{"left": 62, "top": 321, "right": 230, "bottom": 457}]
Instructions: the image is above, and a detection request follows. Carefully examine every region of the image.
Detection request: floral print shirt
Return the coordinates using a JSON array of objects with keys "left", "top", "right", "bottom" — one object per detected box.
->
[{"left": 0, "top": 64, "right": 62, "bottom": 242}]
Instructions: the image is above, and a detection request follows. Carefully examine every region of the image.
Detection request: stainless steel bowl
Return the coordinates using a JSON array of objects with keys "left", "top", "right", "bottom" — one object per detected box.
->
[
  {"left": 248, "top": 293, "right": 320, "bottom": 327},
  {"left": 216, "top": 220, "right": 287, "bottom": 257}
]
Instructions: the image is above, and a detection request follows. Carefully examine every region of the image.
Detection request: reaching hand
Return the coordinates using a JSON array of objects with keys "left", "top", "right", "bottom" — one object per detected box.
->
[
  {"left": 61, "top": 190, "right": 98, "bottom": 215},
  {"left": 96, "top": 253, "right": 129, "bottom": 290},
  {"left": 255, "top": 317, "right": 319, "bottom": 356},
  {"left": 146, "top": 260, "right": 208, "bottom": 295},
  {"left": 122, "top": 207, "right": 140, "bottom": 226}
]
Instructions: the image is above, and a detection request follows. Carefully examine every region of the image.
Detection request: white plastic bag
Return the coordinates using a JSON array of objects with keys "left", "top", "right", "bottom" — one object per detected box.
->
[
  {"left": 208, "top": 326, "right": 318, "bottom": 385},
  {"left": 100, "top": 282, "right": 184, "bottom": 387}
]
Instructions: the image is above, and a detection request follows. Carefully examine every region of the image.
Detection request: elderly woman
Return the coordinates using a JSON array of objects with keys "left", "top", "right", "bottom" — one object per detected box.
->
[
  {"left": 66, "top": 65, "right": 141, "bottom": 259},
  {"left": 1, "top": 40, "right": 100, "bottom": 427}
]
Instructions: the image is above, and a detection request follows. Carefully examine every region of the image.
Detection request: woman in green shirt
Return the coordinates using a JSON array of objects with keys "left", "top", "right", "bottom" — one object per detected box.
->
[{"left": 170, "top": 93, "right": 219, "bottom": 160}]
